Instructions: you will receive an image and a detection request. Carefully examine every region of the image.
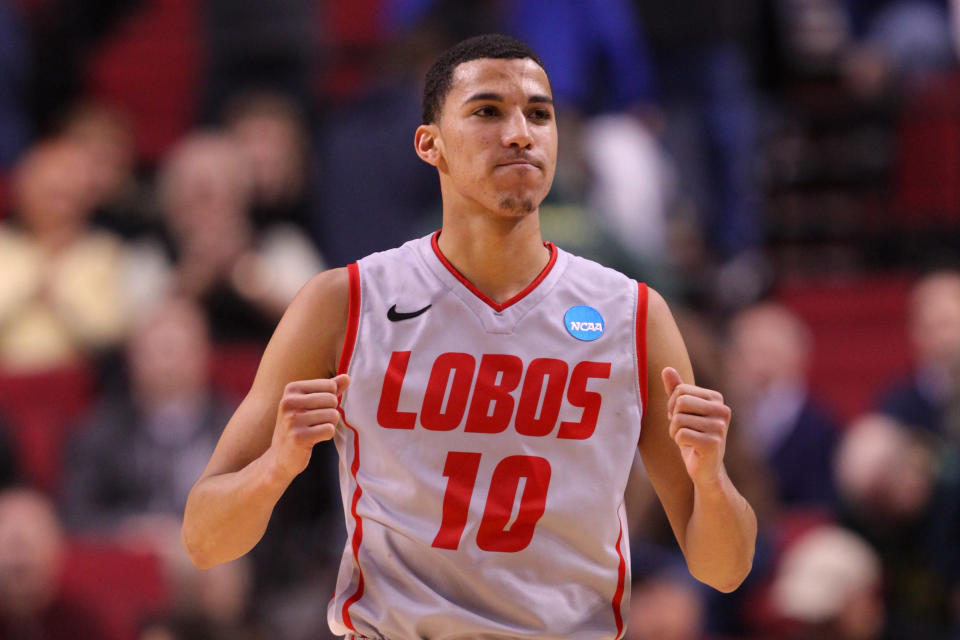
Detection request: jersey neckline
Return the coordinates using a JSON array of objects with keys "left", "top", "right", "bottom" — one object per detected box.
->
[{"left": 429, "top": 230, "right": 558, "bottom": 313}]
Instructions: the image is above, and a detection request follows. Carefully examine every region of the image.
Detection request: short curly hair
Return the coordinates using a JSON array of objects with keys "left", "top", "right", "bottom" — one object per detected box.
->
[{"left": 421, "top": 34, "right": 546, "bottom": 125}]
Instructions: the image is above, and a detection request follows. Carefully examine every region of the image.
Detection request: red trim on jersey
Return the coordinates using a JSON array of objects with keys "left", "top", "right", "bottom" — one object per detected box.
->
[
  {"left": 430, "top": 230, "right": 557, "bottom": 312},
  {"left": 612, "top": 518, "right": 627, "bottom": 638},
  {"left": 340, "top": 410, "right": 365, "bottom": 631},
  {"left": 335, "top": 265, "right": 363, "bottom": 629},
  {"left": 338, "top": 262, "right": 362, "bottom": 376},
  {"left": 635, "top": 282, "right": 649, "bottom": 415}
]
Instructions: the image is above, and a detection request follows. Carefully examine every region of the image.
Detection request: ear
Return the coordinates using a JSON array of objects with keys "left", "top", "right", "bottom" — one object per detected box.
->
[{"left": 414, "top": 124, "right": 443, "bottom": 167}]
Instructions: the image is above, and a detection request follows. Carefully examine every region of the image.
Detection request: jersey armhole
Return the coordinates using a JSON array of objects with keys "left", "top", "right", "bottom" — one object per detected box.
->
[
  {"left": 337, "top": 261, "right": 362, "bottom": 376},
  {"left": 635, "top": 281, "right": 649, "bottom": 418}
]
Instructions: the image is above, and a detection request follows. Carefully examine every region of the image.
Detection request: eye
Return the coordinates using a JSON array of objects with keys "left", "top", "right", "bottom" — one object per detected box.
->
[
  {"left": 473, "top": 105, "right": 499, "bottom": 117},
  {"left": 530, "top": 108, "right": 553, "bottom": 122}
]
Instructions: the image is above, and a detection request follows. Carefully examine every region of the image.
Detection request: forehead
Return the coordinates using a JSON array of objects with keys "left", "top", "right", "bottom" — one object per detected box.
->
[{"left": 447, "top": 57, "right": 552, "bottom": 102}]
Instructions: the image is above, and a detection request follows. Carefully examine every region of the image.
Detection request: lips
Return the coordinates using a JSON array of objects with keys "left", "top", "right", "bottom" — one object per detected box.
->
[{"left": 496, "top": 158, "right": 542, "bottom": 169}]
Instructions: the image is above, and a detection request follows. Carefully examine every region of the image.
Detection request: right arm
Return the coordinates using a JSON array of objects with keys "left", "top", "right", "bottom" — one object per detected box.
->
[{"left": 181, "top": 267, "right": 350, "bottom": 569}]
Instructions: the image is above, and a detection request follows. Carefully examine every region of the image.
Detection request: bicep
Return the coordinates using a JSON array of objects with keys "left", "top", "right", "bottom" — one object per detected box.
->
[
  {"left": 637, "top": 288, "right": 696, "bottom": 549},
  {"left": 198, "top": 267, "right": 350, "bottom": 480}
]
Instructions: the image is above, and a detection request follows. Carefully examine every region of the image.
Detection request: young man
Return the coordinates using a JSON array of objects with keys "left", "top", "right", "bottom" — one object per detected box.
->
[{"left": 182, "top": 34, "right": 756, "bottom": 639}]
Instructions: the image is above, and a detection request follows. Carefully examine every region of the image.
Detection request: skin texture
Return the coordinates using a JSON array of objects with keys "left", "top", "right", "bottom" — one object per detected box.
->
[{"left": 182, "top": 55, "right": 756, "bottom": 593}]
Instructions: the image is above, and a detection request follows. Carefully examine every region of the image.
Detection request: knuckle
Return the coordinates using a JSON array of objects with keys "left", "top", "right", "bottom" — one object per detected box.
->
[{"left": 290, "top": 429, "right": 311, "bottom": 447}]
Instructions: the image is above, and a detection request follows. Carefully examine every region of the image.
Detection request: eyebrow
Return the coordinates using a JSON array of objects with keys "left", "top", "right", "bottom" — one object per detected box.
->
[{"left": 462, "top": 92, "right": 554, "bottom": 106}]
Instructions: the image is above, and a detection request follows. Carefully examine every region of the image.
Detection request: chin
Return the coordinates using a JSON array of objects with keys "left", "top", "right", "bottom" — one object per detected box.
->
[{"left": 496, "top": 195, "right": 538, "bottom": 215}]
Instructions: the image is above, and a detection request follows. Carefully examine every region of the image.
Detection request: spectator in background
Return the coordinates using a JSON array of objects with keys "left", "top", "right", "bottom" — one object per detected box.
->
[
  {"left": 877, "top": 270, "right": 960, "bottom": 439},
  {"left": 834, "top": 413, "right": 960, "bottom": 638},
  {"left": 59, "top": 101, "right": 157, "bottom": 240},
  {"left": 769, "top": 524, "right": 885, "bottom": 640},
  {"left": 62, "top": 296, "right": 265, "bottom": 637},
  {"left": 222, "top": 91, "right": 312, "bottom": 232},
  {"left": 62, "top": 297, "right": 230, "bottom": 531},
  {"left": 0, "top": 488, "right": 106, "bottom": 639},
  {"left": 844, "top": 0, "right": 955, "bottom": 87},
  {"left": 0, "top": 139, "right": 135, "bottom": 372},
  {"left": 776, "top": 0, "right": 954, "bottom": 99},
  {"left": 158, "top": 132, "right": 323, "bottom": 343},
  {"left": 725, "top": 302, "right": 840, "bottom": 508}
]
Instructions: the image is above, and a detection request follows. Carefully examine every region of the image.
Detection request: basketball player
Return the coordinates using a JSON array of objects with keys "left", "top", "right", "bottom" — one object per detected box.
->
[{"left": 182, "top": 34, "right": 757, "bottom": 639}]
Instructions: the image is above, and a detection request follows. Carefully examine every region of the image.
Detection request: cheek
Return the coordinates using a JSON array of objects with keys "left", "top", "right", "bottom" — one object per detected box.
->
[{"left": 448, "top": 139, "right": 489, "bottom": 178}]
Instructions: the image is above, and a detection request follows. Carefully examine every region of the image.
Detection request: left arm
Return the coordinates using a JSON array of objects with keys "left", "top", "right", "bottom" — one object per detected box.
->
[{"left": 637, "top": 288, "right": 757, "bottom": 592}]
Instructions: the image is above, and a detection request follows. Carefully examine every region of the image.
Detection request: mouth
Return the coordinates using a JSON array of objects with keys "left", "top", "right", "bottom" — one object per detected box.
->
[{"left": 495, "top": 159, "right": 542, "bottom": 170}]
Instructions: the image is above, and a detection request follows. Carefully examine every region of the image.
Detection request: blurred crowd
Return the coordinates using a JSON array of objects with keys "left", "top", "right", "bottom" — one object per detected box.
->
[{"left": 1, "top": 0, "right": 960, "bottom": 639}]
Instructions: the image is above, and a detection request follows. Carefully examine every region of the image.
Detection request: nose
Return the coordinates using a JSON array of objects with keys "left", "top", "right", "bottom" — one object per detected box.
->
[{"left": 502, "top": 109, "right": 533, "bottom": 149}]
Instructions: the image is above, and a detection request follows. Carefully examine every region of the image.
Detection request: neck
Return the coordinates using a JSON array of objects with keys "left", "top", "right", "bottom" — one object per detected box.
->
[{"left": 437, "top": 207, "right": 550, "bottom": 304}]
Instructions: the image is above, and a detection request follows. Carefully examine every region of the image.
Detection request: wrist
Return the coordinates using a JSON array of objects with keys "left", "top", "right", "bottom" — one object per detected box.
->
[
  {"left": 260, "top": 447, "right": 298, "bottom": 491},
  {"left": 692, "top": 466, "right": 732, "bottom": 498}
]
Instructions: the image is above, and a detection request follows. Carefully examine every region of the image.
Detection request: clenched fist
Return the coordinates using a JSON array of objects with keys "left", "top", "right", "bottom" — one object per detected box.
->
[
  {"left": 271, "top": 374, "right": 350, "bottom": 480},
  {"left": 661, "top": 367, "right": 732, "bottom": 487}
]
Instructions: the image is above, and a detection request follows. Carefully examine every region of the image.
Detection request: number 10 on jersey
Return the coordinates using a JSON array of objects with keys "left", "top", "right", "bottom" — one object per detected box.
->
[{"left": 432, "top": 451, "right": 552, "bottom": 552}]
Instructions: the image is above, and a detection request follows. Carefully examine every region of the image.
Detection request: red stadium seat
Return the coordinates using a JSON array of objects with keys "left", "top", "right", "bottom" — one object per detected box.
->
[
  {"left": 61, "top": 539, "right": 170, "bottom": 640},
  {"left": 318, "top": 0, "right": 387, "bottom": 100},
  {"left": 777, "top": 274, "right": 913, "bottom": 423},
  {"left": 84, "top": 0, "right": 201, "bottom": 163},
  {"left": 0, "top": 364, "right": 97, "bottom": 492},
  {"left": 893, "top": 71, "right": 960, "bottom": 226},
  {"left": 209, "top": 342, "right": 264, "bottom": 403}
]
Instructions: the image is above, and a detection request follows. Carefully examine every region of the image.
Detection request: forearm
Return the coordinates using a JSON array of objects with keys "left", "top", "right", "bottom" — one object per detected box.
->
[
  {"left": 683, "top": 469, "right": 757, "bottom": 593},
  {"left": 181, "top": 448, "right": 292, "bottom": 569}
]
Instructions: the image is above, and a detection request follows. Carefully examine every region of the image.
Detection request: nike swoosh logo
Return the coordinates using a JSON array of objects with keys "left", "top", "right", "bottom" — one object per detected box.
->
[{"left": 387, "top": 304, "right": 432, "bottom": 322}]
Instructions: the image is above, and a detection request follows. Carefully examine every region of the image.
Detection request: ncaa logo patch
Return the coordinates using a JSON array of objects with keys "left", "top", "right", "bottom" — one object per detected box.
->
[{"left": 564, "top": 305, "right": 605, "bottom": 341}]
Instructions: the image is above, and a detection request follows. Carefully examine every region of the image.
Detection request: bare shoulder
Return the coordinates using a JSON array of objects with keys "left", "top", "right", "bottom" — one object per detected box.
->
[
  {"left": 644, "top": 286, "right": 681, "bottom": 347},
  {"left": 260, "top": 266, "right": 351, "bottom": 382}
]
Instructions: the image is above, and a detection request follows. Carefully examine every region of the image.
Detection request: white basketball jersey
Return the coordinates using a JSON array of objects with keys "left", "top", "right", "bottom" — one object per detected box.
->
[{"left": 328, "top": 232, "right": 649, "bottom": 640}]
